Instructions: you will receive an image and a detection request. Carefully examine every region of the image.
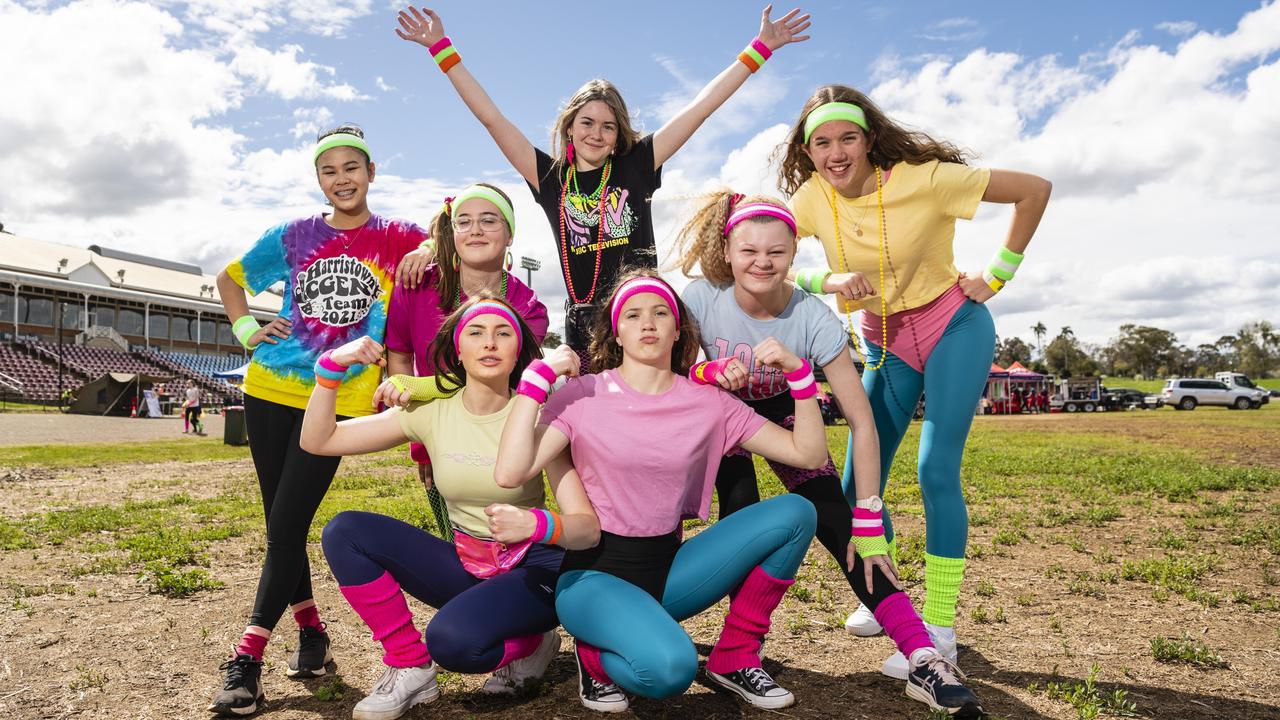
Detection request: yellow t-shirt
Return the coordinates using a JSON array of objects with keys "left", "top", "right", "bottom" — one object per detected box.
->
[
  {"left": 396, "top": 392, "right": 545, "bottom": 538},
  {"left": 791, "top": 160, "right": 990, "bottom": 315}
]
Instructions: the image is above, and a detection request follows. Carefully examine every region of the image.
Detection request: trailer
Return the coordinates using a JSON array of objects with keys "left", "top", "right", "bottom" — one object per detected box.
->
[{"left": 1051, "top": 377, "right": 1103, "bottom": 413}]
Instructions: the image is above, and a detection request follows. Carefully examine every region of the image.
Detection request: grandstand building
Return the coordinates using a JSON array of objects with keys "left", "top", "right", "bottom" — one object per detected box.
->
[{"left": 0, "top": 227, "right": 281, "bottom": 408}]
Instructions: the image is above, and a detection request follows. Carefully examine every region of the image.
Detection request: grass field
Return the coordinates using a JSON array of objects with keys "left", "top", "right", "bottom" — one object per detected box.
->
[{"left": 1, "top": 406, "right": 1278, "bottom": 719}]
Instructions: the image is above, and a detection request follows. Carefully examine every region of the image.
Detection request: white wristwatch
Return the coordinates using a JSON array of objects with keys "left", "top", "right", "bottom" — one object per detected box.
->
[{"left": 855, "top": 495, "right": 883, "bottom": 512}]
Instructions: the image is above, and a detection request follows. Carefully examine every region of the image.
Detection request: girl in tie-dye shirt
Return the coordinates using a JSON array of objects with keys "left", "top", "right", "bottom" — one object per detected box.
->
[{"left": 209, "top": 123, "right": 432, "bottom": 717}]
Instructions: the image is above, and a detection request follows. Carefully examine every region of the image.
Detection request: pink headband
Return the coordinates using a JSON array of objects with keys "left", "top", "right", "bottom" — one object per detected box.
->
[
  {"left": 723, "top": 202, "right": 797, "bottom": 237},
  {"left": 453, "top": 300, "right": 523, "bottom": 356},
  {"left": 609, "top": 277, "right": 680, "bottom": 333}
]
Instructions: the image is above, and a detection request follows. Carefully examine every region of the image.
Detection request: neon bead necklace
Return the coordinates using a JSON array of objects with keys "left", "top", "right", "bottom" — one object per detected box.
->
[
  {"left": 828, "top": 166, "right": 890, "bottom": 371},
  {"left": 559, "top": 157, "right": 612, "bottom": 304}
]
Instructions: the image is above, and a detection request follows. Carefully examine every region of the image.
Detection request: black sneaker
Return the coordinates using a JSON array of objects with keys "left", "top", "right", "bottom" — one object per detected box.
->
[
  {"left": 706, "top": 666, "right": 795, "bottom": 709},
  {"left": 905, "top": 648, "right": 985, "bottom": 718},
  {"left": 207, "top": 653, "right": 265, "bottom": 716},
  {"left": 286, "top": 624, "right": 333, "bottom": 679},
  {"left": 574, "top": 644, "right": 628, "bottom": 713}
]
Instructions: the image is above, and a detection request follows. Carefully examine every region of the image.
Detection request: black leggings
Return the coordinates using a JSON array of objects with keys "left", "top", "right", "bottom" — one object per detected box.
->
[
  {"left": 715, "top": 394, "right": 899, "bottom": 610},
  {"left": 243, "top": 395, "right": 346, "bottom": 630}
]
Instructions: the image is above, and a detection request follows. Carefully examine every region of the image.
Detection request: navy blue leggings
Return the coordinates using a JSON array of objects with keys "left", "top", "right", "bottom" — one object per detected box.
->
[{"left": 321, "top": 510, "right": 564, "bottom": 673}]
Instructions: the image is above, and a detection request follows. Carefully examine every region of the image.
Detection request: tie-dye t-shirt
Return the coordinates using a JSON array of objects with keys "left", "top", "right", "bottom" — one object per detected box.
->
[{"left": 225, "top": 213, "right": 426, "bottom": 417}]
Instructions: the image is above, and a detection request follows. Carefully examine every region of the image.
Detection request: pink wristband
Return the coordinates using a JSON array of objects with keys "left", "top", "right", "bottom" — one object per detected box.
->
[
  {"left": 530, "top": 509, "right": 548, "bottom": 544},
  {"left": 750, "top": 38, "right": 773, "bottom": 60},
  {"left": 784, "top": 359, "right": 818, "bottom": 400},
  {"left": 516, "top": 380, "right": 549, "bottom": 405},
  {"left": 428, "top": 37, "right": 452, "bottom": 55},
  {"left": 318, "top": 351, "right": 347, "bottom": 374},
  {"left": 852, "top": 507, "right": 885, "bottom": 537}
]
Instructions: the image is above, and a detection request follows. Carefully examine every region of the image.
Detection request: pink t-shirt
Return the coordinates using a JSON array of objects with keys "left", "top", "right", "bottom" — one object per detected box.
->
[
  {"left": 538, "top": 369, "right": 768, "bottom": 537},
  {"left": 385, "top": 265, "right": 549, "bottom": 375}
]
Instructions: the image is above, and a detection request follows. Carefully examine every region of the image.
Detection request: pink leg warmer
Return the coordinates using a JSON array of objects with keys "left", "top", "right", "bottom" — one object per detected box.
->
[
  {"left": 339, "top": 571, "right": 431, "bottom": 668},
  {"left": 706, "top": 566, "right": 794, "bottom": 673}
]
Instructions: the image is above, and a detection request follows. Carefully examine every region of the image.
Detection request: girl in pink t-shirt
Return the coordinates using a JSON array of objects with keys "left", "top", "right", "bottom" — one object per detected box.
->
[{"left": 496, "top": 269, "right": 825, "bottom": 712}]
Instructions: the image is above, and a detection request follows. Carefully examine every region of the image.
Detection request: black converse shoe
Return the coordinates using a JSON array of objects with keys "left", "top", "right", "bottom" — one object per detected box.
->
[
  {"left": 286, "top": 624, "right": 333, "bottom": 679},
  {"left": 574, "top": 645, "right": 628, "bottom": 713},
  {"left": 207, "top": 653, "right": 265, "bottom": 716},
  {"left": 905, "top": 648, "right": 985, "bottom": 718},
  {"left": 706, "top": 666, "right": 796, "bottom": 709}
]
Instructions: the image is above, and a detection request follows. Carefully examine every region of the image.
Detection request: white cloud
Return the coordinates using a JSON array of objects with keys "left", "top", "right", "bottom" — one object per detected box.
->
[
  {"left": 375, "top": 75, "right": 395, "bottom": 92},
  {"left": 1157, "top": 20, "right": 1198, "bottom": 37}
]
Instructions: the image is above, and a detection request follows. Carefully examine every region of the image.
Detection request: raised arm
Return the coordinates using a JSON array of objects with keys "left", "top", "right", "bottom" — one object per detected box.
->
[
  {"left": 738, "top": 338, "right": 827, "bottom": 469},
  {"left": 396, "top": 6, "right": 539, "bottom": 187},
  {"left": 494, "top": 346, "right": 580, "bottom": 488},
  {"left": 652, "top": 5, "right": 811, "bottom": 168},
  {"left": 300, "top": 337, "right": 410, "bottom": 456}
]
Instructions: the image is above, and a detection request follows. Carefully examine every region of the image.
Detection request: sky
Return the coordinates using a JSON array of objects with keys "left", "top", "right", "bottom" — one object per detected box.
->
[{"left": 2, "top": 0, "right": 1278, "bottom": 350}]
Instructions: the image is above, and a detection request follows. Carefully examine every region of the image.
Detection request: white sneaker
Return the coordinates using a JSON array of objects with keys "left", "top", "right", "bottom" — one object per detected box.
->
[
  {"left": 352, "top": 664, "right": 439, "bottom": 720},
  {"left": 844, "top": 603, "right": 883, "bottom": 637},
  {"left": 482, "top": 630, "right": 562, "bottom": 695},
  {"left": 881, "top": 623, "right": 958, "bottom": 681}
]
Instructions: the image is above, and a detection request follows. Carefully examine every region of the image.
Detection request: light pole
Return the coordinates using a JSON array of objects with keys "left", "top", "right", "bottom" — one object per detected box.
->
[{"left": 519, "top": 256, "right": 542, "bottom": 289}]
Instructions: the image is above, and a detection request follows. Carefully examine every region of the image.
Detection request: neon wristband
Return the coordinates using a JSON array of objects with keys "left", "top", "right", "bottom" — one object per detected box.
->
[
  {"left": 317, "top": 351, "right": 348, "bottom": 374},
  {"left": 688, "top": 357, "right": 732, "bottom": 386},
  {"left": 516, "top": 360, "right": 559, "bottom": 404},
  {"left": 388, "top": 374, "right": 460, "bottom": 402},
  {"left": 418, "top": 238, "right": 435, "bottom": 252},
  {"left": 738, "top": 37, "right": 771, "bottom": 73},
  {"left": 986, "top": 246, "right": 1024, "bottom": 283},
  {"left": 530, "top": 509, "right": 548, "bottom": 544},
  {"left": 232, "top": 316, "right": 261, "bottom": 349},
  {"left": 981, "top": 270, "right": 1006, "bottom": 294},
  {"left": 851, "top": 507, "right": 884, "bottom": 537},
  {"left": 314, "top": 350, "right": 348, "bottom": 384},
  {"left": 429, "top": 36, "right": 460, "bottom": 73},
  {"left": 546, "top": 510, "right": 562, "bottom": 545},
  {"left": 795, "top": 268, "right": 831, "bottom": 295},
  {"left": 784, "top": 359, "right": 818, "bottom": 400}
]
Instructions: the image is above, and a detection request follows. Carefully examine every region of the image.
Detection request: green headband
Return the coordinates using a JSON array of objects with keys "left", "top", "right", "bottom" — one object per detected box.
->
[
  {"left": 313, "top": 133, "right": 372, "bottom": 165},
  {"left": 803, "top": 102, "right": 869, "bottom": 143},
  {"left": 449, "top": 184, "right": 516, "bottom": 235}
]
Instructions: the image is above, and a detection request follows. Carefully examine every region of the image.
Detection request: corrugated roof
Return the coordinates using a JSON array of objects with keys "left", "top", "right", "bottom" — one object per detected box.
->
[{"left": 0, "top": 232, "right": 282, "bottom": 313}]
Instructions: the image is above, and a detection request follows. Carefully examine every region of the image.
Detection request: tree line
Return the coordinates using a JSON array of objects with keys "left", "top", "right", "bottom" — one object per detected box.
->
[{"left": 996, "top": 321, "right": 1278, "bottom": 379}]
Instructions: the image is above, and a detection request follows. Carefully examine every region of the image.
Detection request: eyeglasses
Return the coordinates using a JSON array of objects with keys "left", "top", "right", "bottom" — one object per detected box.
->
[
  {"left": 452, "top": 215, "right": 505, "bottom": 233},
  {"left": 317, "top": 123, "right": 365, "bottom": 142}
]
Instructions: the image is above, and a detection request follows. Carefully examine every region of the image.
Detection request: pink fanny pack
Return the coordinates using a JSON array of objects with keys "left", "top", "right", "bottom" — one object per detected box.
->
[{"left": 452, "top": 529, "right": 533, "bottom": 579}]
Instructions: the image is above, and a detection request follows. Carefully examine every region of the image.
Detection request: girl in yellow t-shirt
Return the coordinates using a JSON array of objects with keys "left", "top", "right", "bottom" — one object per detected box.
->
[
  {"left": 779, "top": 84, "right": 1051, "bottom": 682},
  {"left": 296, "top": 295, "right": 600, "bottom": 720}
]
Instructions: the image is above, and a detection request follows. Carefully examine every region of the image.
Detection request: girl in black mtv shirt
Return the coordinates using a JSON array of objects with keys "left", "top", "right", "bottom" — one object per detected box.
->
[{"left": 396, "top": 4, "right": 812, "bottom": 363}]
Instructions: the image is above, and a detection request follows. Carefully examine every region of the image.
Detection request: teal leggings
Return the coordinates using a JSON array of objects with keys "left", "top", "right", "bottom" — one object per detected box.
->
[
  {"left": 556, "top": 494, "right": 816, "bottom": 698},
  {"left": 841, "top": 300, "right": 995, "bottom": 558}
]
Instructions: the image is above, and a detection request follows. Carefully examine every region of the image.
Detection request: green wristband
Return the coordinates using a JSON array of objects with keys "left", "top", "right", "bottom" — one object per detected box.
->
[
  {"left": 987, "top": 246, "right": 1024, "bottom": 282},
  {"left": 418, "top": 238, "right": 435, "bottom": 252},
  {"left": 232, "top": 316, "right": 261, "bottom": 350},
  {"left": 388, "top": 374, "right": 461, "bottom": 402},
  {"left": 796, "top": 268, "right": 831, "bottom": 294},
  {"left": 851, "top": 534, "right": 890, "bottom": 559}
]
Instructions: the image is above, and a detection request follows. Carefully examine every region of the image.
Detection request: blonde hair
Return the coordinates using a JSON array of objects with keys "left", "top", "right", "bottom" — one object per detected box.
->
[
  {"left": 672, "top": 191, "right": 796, "bottom": 286},
  {"left": 775, "top": 84, "right": 972, "bottom": 196},
  {"left": 587, "top": 267, "right": 701, "bottom": 375},
  {"left": 551, "top": 79, "right": 642, "bottom": 161},
  {"left": 428, "top": 183, "right": 514, "bottom": 312}
]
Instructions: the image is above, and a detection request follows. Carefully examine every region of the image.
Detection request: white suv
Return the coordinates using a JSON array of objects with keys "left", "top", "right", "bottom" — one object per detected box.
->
[{"left": 1160, "top": 378, "right": 1265, "bottom": 410}]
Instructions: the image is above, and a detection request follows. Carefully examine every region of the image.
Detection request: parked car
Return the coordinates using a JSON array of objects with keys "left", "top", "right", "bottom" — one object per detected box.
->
[
  {"left": 1103, "top": 387, "right": 1147, "bottom": 410},
  {"left": 1159, "top": 378, "right": 1266, "bottom": 410}
]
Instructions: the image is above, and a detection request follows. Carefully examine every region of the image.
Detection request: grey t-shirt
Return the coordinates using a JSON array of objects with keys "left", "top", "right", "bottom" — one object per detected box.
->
[{"left": 682, "top": 279, "right": 848, "bottom": 401}]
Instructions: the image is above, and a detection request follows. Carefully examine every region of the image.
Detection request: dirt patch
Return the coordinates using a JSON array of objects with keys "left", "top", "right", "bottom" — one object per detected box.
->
[{"left": 1, "top": 429, "right": 1279, "bottom": 719}]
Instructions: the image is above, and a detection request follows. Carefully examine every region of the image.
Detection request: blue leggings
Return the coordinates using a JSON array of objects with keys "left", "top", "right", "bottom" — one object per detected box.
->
[
  {"left": 555, "top": 494, "right": 816, "bottom": 698},
  {"left": 321, "top": 510, "right": 563, "bottom": 673},
  {"left": 841, "top": 300, "right": 995, "bottom": 558}
]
